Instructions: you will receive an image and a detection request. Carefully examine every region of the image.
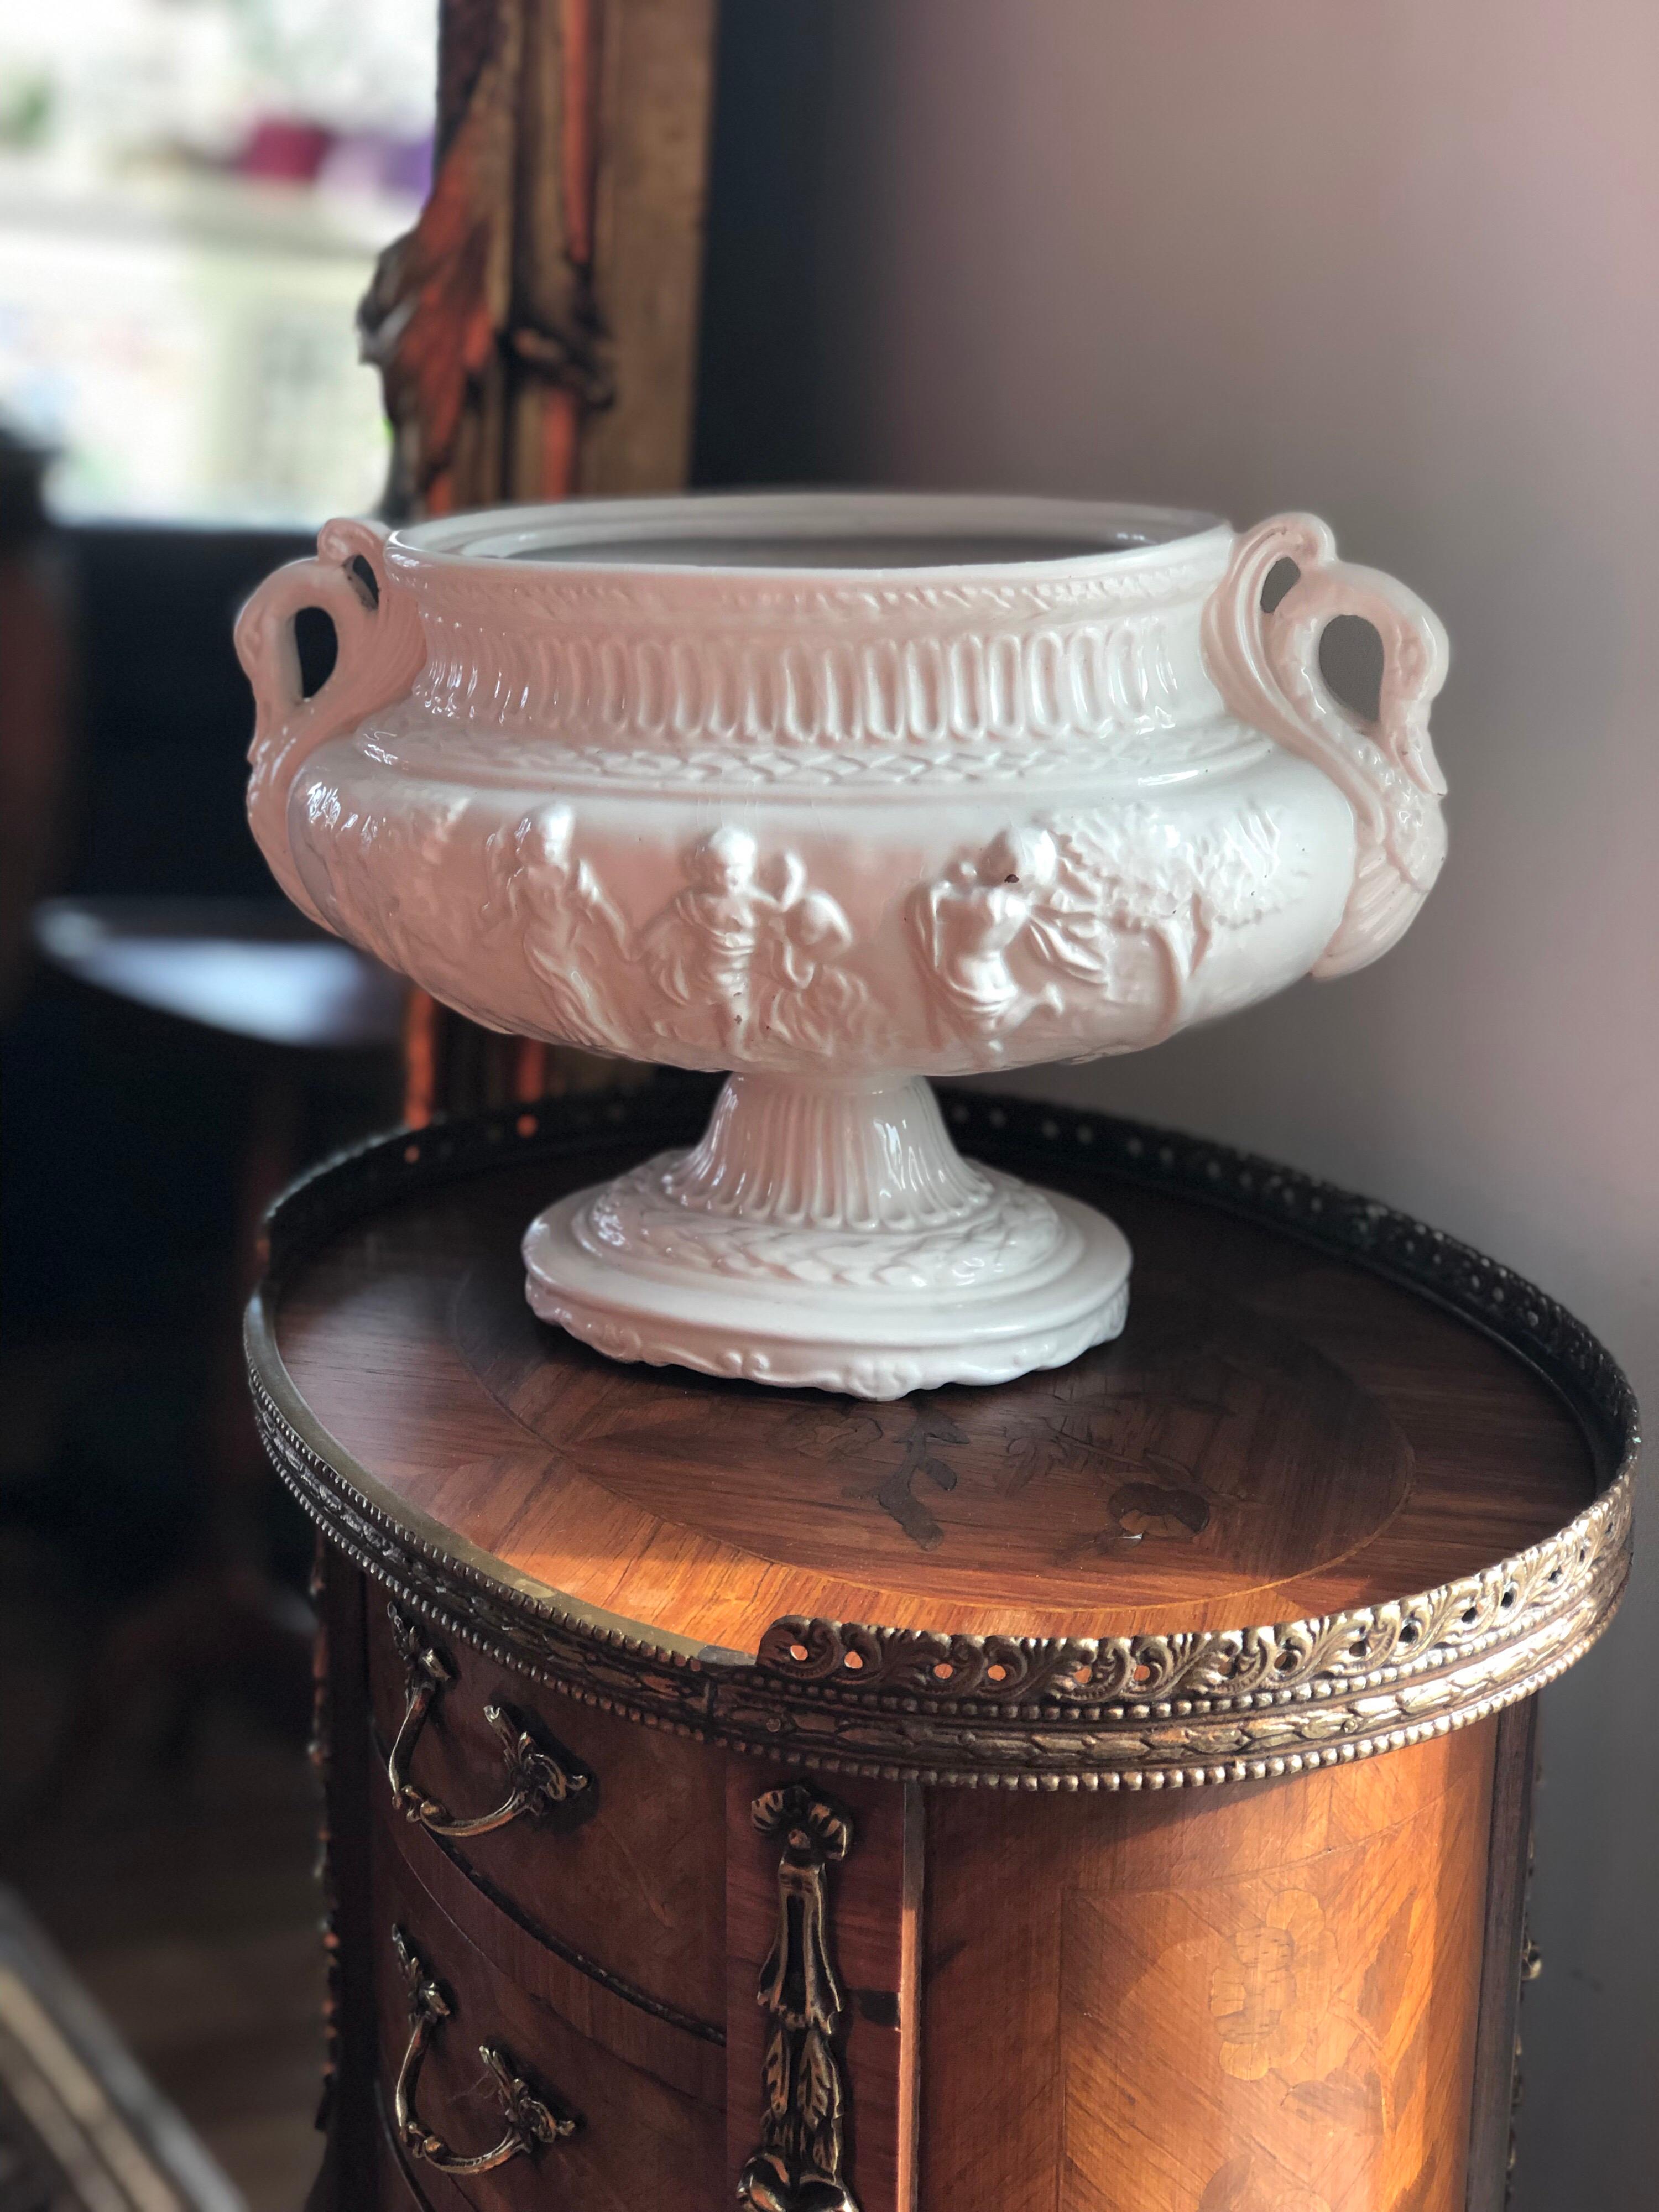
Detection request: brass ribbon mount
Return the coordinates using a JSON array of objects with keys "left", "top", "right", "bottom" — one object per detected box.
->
[{"left": 737, "top": 1783, "right": 862, "bottom": 2212}]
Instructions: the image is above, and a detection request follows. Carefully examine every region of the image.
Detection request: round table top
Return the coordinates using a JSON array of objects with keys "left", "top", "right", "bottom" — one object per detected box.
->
[{"left": 249, "top": 1083, "right": 1635, "bottom": 1787}]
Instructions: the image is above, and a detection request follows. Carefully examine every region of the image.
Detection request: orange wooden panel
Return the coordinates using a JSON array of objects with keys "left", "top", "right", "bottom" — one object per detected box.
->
[{"left": 921, "top": 1726, "right": 1495, "bottom": 2212}]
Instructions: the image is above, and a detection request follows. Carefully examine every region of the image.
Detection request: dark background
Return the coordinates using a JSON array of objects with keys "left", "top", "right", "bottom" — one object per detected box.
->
[
  {"left": 1, "top": 0, "right": 836, "bottom": 1587},
  {"left": 0, "top": 17, "right": 851, "bottom": 2197}
]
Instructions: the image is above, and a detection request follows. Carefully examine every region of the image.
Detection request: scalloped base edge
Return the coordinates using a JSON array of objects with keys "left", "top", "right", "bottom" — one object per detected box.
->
[{"left": 522, "top": 1183, "right": 1131, "bottom": 1400}]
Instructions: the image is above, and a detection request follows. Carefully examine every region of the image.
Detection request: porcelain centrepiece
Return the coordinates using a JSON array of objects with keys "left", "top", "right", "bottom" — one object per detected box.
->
[{"left": 237, "top": 493, "right": 1448, "bottom": 1399}]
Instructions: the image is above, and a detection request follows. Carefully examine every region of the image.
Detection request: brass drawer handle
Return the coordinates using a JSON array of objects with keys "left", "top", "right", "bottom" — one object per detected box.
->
[
  {"left": 392, "top": 1927, "right": 578, "bottom": 2176},
  {"left": 388, "top": 1605, "right": 592, "bottom": 1838}
]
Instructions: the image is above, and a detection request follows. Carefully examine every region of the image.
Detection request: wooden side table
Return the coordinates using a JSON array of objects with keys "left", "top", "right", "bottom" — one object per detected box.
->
[{"left": 247, "top": 1082, "right": 1634, "bottom": 2212}]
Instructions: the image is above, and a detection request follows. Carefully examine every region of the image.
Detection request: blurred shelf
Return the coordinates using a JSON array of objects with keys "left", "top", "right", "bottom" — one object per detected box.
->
[{"left": 33, "top": 898, "right": 406, "bottom": 1051}]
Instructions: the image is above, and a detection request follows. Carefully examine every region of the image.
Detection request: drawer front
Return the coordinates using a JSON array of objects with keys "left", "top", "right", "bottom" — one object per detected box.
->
[
  {"left": 365, "top": 1595, "right": 726, "bottom": 2031},
  {"left": 374, "top": 2095, "right": 446, "bottom": 2211},
  {"left": 372, "top": 1826, "right": 725, "bottom": 2211}
]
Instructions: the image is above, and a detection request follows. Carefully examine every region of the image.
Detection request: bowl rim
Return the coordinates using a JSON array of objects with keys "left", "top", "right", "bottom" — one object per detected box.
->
[{"left": 388, "top": 487, "right": 1232, "bottom": 582}]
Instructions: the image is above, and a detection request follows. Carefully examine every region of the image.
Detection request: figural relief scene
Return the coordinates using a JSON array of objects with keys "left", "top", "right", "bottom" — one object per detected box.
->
[{"left": 297, "top": 790, "right": 1309, "bottom": 1073}]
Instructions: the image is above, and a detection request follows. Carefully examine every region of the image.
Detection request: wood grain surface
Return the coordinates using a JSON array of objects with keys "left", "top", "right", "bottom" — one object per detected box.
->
[
  {"left": 371, "top": 1821, "right": 724, "bottom": 2210},
  {"left": 920, "top": 1725, "right": 1495, "bottom": 2212},
  {"left": 274, "top": 1146, "right": 1597, "bottom": 1653}
]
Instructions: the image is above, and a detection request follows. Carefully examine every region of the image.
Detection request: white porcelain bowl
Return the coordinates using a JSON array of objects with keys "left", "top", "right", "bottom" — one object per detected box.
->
[{"left": 237, "top": 492, "right": 1448, "bottom": 1398}]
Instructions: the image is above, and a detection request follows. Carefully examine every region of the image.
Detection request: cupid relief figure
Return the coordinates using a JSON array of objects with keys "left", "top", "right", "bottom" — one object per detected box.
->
[
  {"left": 643, "top": 828, "right": 872, "bottom": 1061},
  {"left": 754, "top": 891, "right": 883, "bottom": 1061},
  {"left": 910, "top": 809, "right": 1291, "bottom": 1056},
  {"left": 643, "top": 827, "right": 798, "bottom": 1054},
  {"left": 484, "top": 815, "right": 874, "bottom": 1064},
  {"left": 908, "top": 826, "right": 1097, "bottom": 1050}
]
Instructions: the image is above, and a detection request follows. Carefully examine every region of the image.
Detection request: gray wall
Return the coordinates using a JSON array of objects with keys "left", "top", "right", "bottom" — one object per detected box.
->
[{"left": 709, "top": 2, "right": 1657, "bottom": 2201}]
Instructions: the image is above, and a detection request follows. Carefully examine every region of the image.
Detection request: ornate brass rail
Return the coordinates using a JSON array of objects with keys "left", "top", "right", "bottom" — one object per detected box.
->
[
  {"left": 251, "top": 1090, "right": 1636, "bottom": 1790},
  {"left": 387, "top": 1604, "right": 591, "bottom": 1838},
  {"left": 391, "top": 1926, "right": 577, "bottom": 2177}
]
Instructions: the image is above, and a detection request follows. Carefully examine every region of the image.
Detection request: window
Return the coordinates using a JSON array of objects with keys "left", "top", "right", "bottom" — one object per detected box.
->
[{"left": 0, "top": 0, "right": 435, "bottom": 523}]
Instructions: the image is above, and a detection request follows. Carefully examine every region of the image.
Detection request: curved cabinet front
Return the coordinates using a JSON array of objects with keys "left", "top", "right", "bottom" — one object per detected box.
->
[
  {"left": 363, "top": 1593, "right": 727, "bottom": 2041},
  {"left": 920, "top": 1723, "right": 1499, "bottom": 2212},
  {"left": 371, "top": 1819, "right": 725, "bottom": 2211}
]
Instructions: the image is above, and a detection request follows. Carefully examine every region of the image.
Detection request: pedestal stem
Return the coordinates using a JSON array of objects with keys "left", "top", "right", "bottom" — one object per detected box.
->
[{"left": 664, "top": 1074, "right": 993, "bottom": 1233}]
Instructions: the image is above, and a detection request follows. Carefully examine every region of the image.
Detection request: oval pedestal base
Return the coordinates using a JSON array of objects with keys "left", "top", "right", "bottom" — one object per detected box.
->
[{"left": 520, "top": 1073, "right": 1131, "bottom": 1399}]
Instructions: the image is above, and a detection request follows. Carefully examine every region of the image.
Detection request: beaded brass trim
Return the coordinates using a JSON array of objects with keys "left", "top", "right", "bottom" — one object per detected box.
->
[
  {"left": 305, "top": 1541, "right": 340, "bottom": 2132},
  {"left": 248, "top": 1084, "right": 1637, "bottom": 1790}
]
